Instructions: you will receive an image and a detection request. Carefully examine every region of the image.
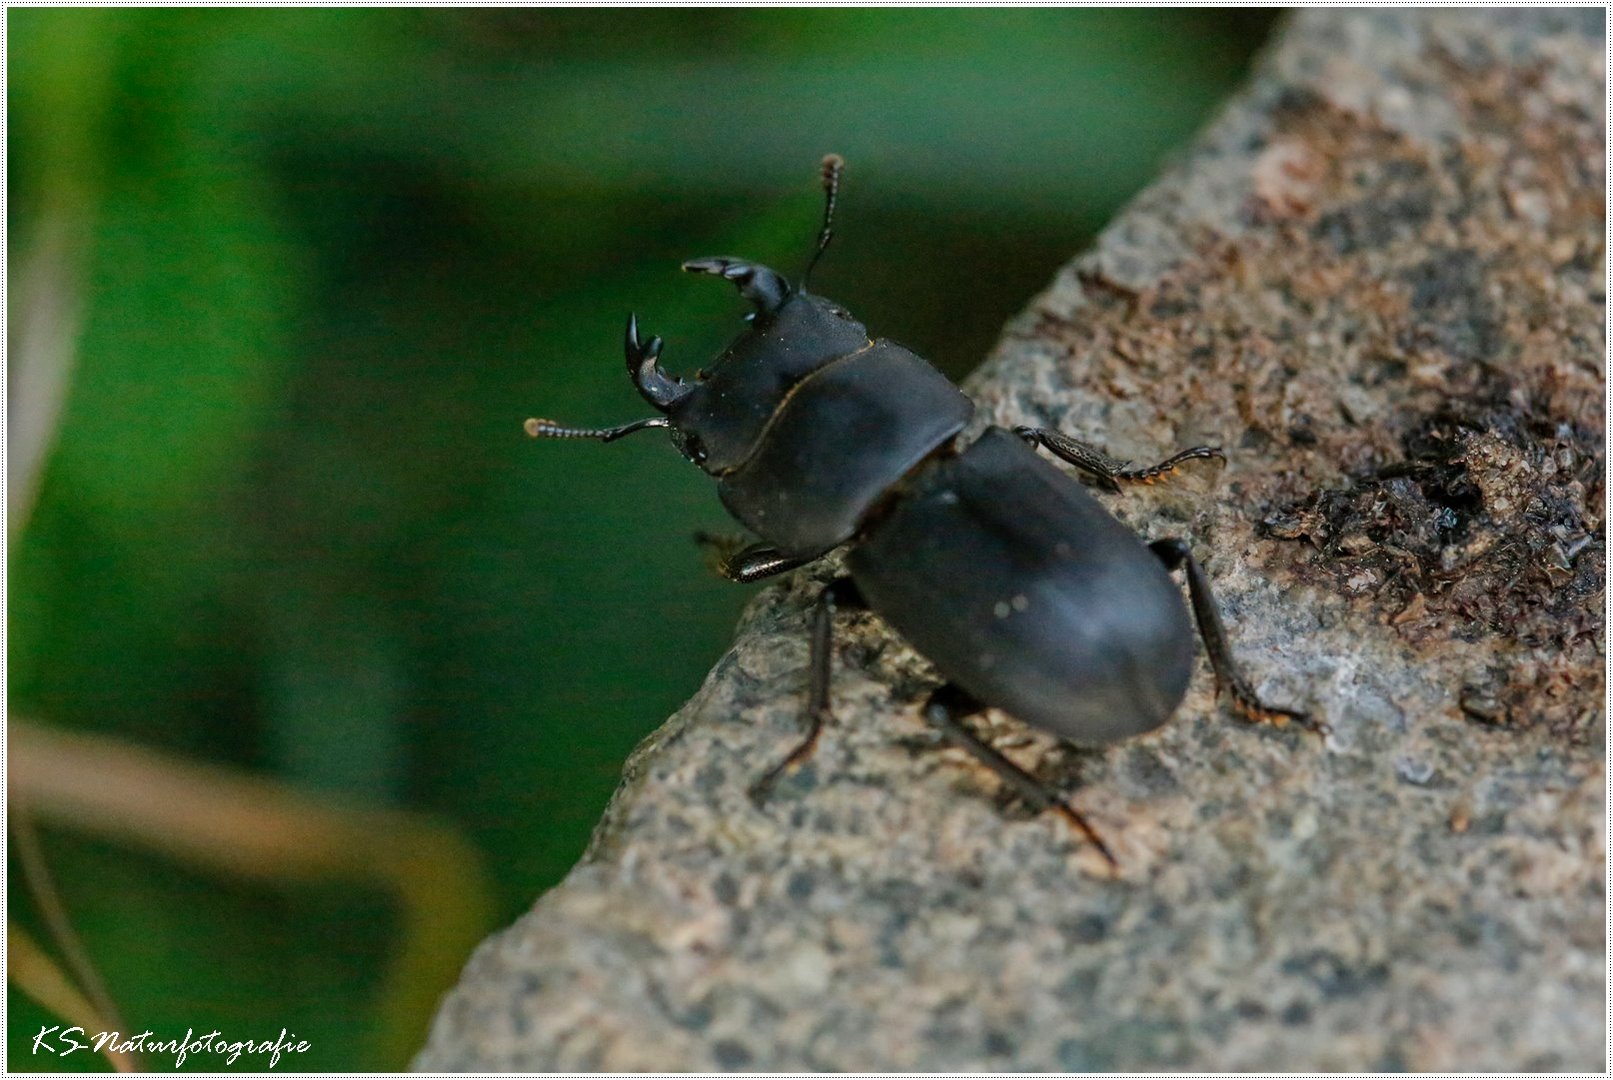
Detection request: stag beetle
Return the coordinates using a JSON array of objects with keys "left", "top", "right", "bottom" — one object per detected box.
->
[{"left": 526, "top": 155, "right": 1318, "bottom": 865}]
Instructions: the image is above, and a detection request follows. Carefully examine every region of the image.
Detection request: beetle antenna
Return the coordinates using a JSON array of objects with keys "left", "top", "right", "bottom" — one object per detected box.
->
[
  {"left": 524, "top": 416, "right": 669, "bottom": 442},
  {"left": 800, "top": 153, "right": 844, "bottom": 292}
]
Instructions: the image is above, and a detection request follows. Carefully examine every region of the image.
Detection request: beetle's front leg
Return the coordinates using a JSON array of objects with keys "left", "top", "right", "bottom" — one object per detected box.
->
[
  {"left": 1016, "top": 426, "right": 1224, "bottom": 492},
  {"left": 1149, "top": 538, "right": 1325, "bottom": 736},
  {"left": 922, "top": 684, "right": 1117, "bottom": 870},
  {"left": 694, "top": 533, "right": 819, "bottom": 584},
  {"left": 748, "top": 577, "right": 864, "bottom": 802}
]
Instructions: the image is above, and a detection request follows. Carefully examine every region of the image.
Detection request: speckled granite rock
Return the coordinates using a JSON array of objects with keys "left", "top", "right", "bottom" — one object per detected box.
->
[{"left": 418, "top": 10, "right": 1604, "bottom": 1071}]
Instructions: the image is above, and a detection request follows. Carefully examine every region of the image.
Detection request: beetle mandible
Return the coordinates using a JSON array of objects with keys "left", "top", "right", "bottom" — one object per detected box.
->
[{"left": 526, "top": 155, "right": 1319, "bottom": 866}]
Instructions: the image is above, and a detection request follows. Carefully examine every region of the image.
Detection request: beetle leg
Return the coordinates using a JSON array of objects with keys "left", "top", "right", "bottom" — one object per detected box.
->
[
  {"left": 922, "top": 684, "right": 1117, "bottom": 870},
  {"left": 1015, "top": 426, "right": 1224, "bottom": 492},
  {"left": 1149, "top": 538, "right": 1326, "bottom": 737},
  {"left": 694, "top": 533, "right": 818, "bottom": 584},
  {"left": 748, "top": 578, "right": 865, "bottom": 802}
]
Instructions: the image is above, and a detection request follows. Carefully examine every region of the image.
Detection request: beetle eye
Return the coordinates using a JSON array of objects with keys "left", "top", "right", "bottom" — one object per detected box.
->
[{"left": 672, "top": 428, "right": 707, "bottom": 466}]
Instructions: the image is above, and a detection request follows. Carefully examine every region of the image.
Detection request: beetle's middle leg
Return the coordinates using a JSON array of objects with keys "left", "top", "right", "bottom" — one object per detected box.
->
[
  {"left": 1015, "top": 426, "right": 1224, "bottom": 492},
  {"left": 1149, "top": 538, "right": 1325, "bottom": 736},
  {"left": 922, "top": 684, "right": 1117, "bottom": 869},
  {"left": 748, "top": 577, "right": 865, "bottom": 802}
]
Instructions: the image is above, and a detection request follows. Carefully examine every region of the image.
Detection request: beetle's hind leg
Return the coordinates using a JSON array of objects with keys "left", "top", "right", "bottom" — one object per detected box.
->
[
  {"left": 748, "top": 577, "right": 865, "bottom": 802},
  {"left": 1016, "top": 426, "right": 1223, "bottom": 492},
  {"left": 1149, "top": 538, "right": 1325, "bottom": 736},
  {"left": 922, "top": 684, "right": 1117, "bottom": 870}
]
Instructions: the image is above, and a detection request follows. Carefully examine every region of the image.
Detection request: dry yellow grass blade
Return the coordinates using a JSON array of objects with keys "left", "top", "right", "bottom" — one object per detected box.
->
[
  {"left": 9, "top": 719, "right": 497, "bottom": 1066},
  {"left": 9, "top": 921, "right": 138, "bottom": 1071}
]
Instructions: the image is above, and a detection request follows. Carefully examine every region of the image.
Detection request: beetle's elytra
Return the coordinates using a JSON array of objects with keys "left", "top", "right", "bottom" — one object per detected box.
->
[{"left": 527, "top": 155, "right": 1318, "bottom": 866}]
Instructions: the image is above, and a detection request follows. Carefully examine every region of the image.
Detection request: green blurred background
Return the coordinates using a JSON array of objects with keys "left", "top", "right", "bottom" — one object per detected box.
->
[{"left": 8, "top": 8, "right": 1278, "bottom": 1069}]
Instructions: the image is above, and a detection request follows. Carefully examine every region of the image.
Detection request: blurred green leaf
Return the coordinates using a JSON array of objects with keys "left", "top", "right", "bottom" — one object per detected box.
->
[{"left": 8, "top": 9, "right": 1277, "bottom": 1069}]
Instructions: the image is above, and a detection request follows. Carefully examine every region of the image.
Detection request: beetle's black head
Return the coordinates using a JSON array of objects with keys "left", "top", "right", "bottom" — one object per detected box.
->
[
  {"left": 627, "top": 153, "right": 860, "bottom": 473},
  {"left": 530, "top": 155, "right": 865, "bottom": 474},
  {"left": 646, "top": 258, "right": 869, "bottom": 473}
]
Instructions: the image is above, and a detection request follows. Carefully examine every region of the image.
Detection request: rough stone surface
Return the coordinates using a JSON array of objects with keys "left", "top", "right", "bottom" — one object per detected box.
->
[{"left": 418, "top": 11, "right": 1605, "bottom": 1071}]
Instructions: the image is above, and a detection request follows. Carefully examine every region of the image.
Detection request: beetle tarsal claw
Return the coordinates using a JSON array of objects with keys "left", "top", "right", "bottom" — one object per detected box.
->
[
  {"left": 1230, "top": 687, "right": 1323, "bottom": 736},
  {"left": 692, "top": 530, "right": 747, "bottom": 576}
]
